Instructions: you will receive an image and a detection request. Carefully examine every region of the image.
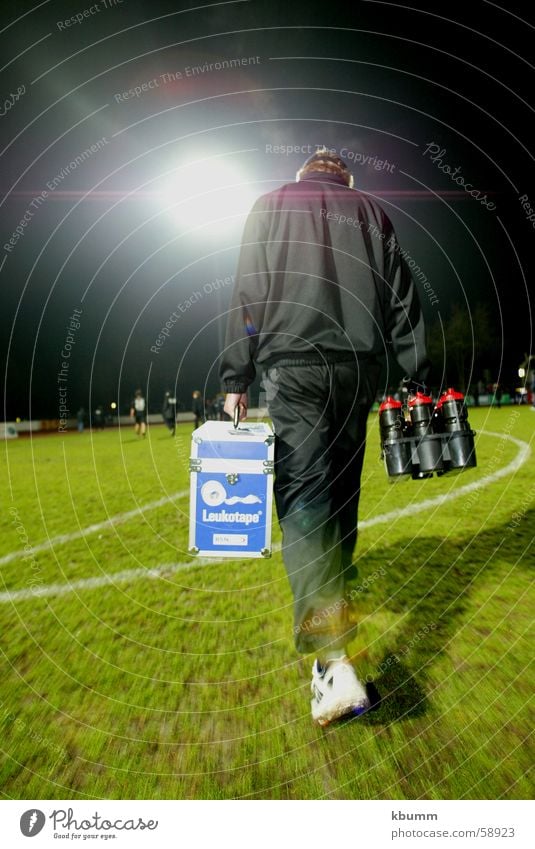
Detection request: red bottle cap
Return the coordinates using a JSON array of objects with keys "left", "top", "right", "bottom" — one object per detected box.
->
[
  {"left": 408, "top": 391, "right": 433, "bottom": 407},
  {"left": 436, "top": 387, "right": 465, "bottom": 408},
  {"left": 378, "top": 396, "right": 402, "bottom": 412}
]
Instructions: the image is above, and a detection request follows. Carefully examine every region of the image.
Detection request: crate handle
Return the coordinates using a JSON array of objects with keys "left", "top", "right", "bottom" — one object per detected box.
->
[{"left": 233, "top": 403, "right": 245, "bottom": 429}]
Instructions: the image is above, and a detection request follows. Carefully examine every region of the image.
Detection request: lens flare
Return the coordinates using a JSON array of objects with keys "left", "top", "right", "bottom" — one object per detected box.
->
[{"left": 163, "top": 155, "right": 255, "bottom": 240}]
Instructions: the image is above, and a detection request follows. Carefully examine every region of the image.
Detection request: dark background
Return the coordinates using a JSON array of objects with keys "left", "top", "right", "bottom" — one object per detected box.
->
[{"left": 1, "top": 0, "right": 533, "bottom": 419}]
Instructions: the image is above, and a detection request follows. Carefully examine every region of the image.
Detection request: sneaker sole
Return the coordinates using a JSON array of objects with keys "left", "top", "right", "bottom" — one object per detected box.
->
[{"left": 313, "top": 697, "right": 370, "bottom": 727}]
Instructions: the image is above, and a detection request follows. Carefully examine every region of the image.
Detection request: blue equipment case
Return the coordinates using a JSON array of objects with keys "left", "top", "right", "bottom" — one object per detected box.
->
[{"left": 188, "top": 420, "right": 275, "bottom": 558}]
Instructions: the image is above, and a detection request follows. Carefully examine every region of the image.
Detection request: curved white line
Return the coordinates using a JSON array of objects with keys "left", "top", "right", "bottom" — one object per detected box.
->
[
  {"left": 0, "top": 488, "right": 189, "bottom": 567},
  {"left": 0, "top": 430, "right": 529, "bottom": 604},
  {"left": 359, "top": 430, "right": 531, "bottom": 529}
]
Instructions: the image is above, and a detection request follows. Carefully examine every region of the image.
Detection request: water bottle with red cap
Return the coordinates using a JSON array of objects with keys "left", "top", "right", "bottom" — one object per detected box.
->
[
  {"left": 408, "top": 390, "right": 444, "bottom": 477},
  {"left": 378, "top": 396, "right": 412, "bottom": 478},
  {"left": 436, "top": 387, "right": 477, "bottom": 472}
]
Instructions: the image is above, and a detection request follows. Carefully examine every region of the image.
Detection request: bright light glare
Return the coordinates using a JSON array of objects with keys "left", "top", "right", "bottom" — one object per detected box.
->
[
  {"left": 518, "top": 367, "right": 526, "bottom": 378},
  {"left": 110, "top": 402, "right": 117, "bottom": 410},
  {"left": 163, "top": 157, "right": 256, "bottom": 239}
]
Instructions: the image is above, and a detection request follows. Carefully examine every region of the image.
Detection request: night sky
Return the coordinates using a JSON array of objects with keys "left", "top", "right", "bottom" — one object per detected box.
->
[{"left": 1, "top": 0, "right": 533, "bottom": 419}]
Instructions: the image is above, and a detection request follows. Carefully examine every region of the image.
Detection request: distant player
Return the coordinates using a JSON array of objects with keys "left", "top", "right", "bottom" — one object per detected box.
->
[
  {"left": 162, "top": 390, "right": 177, "bottom": 436},
  {"left": 130, "top": 389, "right": 147, "bottom": 437},
  {"left": 192, "top": 390, "right": 204, "bottom": 430},
  {"left": 76, "top": 407, "right": 85, "bottom": 433},
  {"left": 93, "top": 404, "right": 105, "bottom": 430}
]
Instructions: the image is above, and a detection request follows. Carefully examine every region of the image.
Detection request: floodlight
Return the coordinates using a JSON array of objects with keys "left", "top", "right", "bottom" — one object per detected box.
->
[{"left": 163, "top": 155, "right": 255, "bottom": 238}]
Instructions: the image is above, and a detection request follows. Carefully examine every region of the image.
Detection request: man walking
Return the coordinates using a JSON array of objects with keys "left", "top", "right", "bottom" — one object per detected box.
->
[
  {"left": 130, "top": 389, "right": 147, "bottom": 438},
  {"left": 220, "top": 148, "right": 429, "bottom": 725}
]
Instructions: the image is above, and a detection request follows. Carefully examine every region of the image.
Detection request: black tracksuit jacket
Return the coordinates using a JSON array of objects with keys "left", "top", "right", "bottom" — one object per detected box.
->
[{"left": 220, "top": 171, "right": 429, "bottom": 393}]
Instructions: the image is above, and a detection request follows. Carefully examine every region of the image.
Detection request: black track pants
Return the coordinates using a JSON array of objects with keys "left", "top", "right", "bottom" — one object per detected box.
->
[{"left": 264, "top": 360, "right": 378, "bottom": 653}]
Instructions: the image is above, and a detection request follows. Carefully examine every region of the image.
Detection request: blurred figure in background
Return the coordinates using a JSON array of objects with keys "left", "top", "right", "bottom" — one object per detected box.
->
[
  {"left": 93, "top": 404, "right": 105, "bottom": 430},
  {"left": 130, "top": 389, "right": 147, "bottom": 437},
  {"left": 162, "top": 390, "right": 177, "bottom": 436},
  {"left": 76, "top": 407, "right": 85, "bottom": 433},
  {"left": 192, "top": 390, "right": 204, "bottom": 430},
  {"left": 216, "top": 393, "right": 226, "bottom": 420},
  {"left": 205, "top": 397, "right": 215, "bottom": 420}
]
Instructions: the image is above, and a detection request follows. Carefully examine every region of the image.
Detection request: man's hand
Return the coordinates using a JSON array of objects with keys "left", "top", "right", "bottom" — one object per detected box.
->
[{"left": 224, "top": 392, "right": 248, "bottom": 421}]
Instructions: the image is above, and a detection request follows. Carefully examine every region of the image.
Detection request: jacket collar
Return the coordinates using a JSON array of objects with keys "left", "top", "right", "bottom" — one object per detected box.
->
[{"left": 298, "top": 171, "right": 349, "bottom": 187}]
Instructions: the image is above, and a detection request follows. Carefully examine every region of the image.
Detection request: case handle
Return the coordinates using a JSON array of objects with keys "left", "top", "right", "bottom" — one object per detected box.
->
[{"left": 233, "top": 404, "right": 243, "bottom": 429}]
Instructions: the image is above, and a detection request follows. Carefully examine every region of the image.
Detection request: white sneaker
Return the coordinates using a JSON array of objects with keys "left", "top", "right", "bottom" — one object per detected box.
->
[{"left": 310, "top": 658, "right": 370, "bottom": 726}]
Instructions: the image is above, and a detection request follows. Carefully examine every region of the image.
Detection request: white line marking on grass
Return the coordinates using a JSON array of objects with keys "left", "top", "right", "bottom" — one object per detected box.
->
[
  {"left": 359, "top": 430, "right": 531, "bottom": 529},
  {"left": 0, "top": 559, "right": 205, "bottom": 602},
  {"left": 0, "top": 488, "right": 189, "bottom": 566},
  {"left": 0, "top": 431, "right": 530, "bottom": 604}
]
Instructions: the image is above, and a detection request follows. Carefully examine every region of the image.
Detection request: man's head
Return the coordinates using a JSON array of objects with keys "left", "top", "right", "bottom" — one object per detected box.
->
[{"left": 296, "top": 147, "right": 354, "bottom": 188}]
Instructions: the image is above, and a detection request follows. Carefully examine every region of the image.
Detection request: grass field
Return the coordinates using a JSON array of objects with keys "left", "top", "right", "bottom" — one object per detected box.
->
[{"left": 1, "top": 406, "right": 533, "bottom": 800}]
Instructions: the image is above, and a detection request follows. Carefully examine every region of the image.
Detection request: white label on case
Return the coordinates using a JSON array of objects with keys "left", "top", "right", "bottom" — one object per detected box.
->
[{"left": 213, "top": 533, "right": 248, "bottom": 546}]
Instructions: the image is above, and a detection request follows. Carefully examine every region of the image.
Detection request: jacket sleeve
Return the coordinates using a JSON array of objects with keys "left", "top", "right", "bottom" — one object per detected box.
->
[
  {"left": 219, "top": 200, "right": 270, "bottom": 393},
  {"left": 383, "top": 219, "right": 430, "bottom": 382}
]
